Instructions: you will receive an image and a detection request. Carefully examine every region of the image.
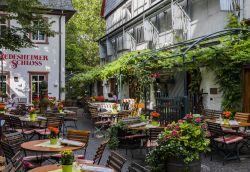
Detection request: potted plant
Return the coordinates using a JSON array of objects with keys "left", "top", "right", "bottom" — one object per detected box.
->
[
  {"left": 58, "top": 103, "right": 64, "bottom": 113},
  {"left": 112, "top": 103, "right": 118, "bottom": 113},
  {"left": 48, "top": 127, "right": 59, "bottom": 145},
  {"left": 61, "top": 150, "right": 74, "bottom": 172},
  {"left": 222, "top": 111, "right": 233, "bottom": 124},
  {"left": 146, "top": 114, "right": 210, "bottom": 172},
  {"left": 32, "top": 96, "right": 40, "bottom": 108},
  {"left": 29, "top": 107, "right": 37, "bottom": 121},
  {"left": 150, "top": 111, "right": 160, "bottom": 126}
]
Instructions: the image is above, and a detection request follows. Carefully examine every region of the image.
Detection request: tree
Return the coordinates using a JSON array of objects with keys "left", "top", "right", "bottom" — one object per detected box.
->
[
  {"left": 0, "top": 0, "right": 54, "bottom": 51},
  {"left": 65, "top": 0, "right": 105, "bottom": 73}
]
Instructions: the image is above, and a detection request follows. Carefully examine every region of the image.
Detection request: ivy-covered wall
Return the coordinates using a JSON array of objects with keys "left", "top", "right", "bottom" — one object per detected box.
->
[{"left": 71, "top": 14, "right": 250, "bottom": 112}]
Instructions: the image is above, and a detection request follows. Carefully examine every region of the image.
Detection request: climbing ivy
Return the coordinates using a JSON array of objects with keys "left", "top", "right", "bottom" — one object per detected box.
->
[{"left": 70, "top": 14, "right": 250, "bottom": 111}]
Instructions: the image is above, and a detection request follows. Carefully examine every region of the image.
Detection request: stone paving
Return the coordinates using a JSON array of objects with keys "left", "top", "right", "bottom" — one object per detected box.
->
[{"left": 73, "top": 109, "right": 250, "bottom": 172}]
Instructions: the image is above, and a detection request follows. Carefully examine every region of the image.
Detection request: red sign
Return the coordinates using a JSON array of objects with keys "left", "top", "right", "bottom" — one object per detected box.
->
[{"left": 0, "top": 53, "right": 48, "bottom": 69}]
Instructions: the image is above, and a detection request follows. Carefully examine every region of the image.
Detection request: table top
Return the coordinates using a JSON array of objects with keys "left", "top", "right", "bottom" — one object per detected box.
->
[
  {"left": 128, "top": 124, "right": 165, "bottom": 130},
  {"left": 21, "top": 139, "right": 85, "bottom": 152},
  {"left": 206, "top": 119, "right": 250, "bottom": 128},
  {"left": 27, "top": 164, "right": 114, "bottom": 172}
]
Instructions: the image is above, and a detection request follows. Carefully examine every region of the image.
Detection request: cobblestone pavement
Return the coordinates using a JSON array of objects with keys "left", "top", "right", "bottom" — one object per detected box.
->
[{"left": 74, "top": 109, "right": 250, "bottom": 172}]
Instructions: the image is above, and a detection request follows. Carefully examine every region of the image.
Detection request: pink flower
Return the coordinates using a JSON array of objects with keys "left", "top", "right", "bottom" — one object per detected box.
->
[
  {"left": 167, "top": 124, "right": 173, "bottom": 130},
  {"left": 195, "top": 118, "right": 201, "bottom": 123},
  {"left": 171, "top": 130, "right": 178, "bottom": 137},
  {"left": 175, "top": 125, "right": 180, "bottom": 130},
  {"left": 178, "top": 119, "right": 184, "bottom": 124}
]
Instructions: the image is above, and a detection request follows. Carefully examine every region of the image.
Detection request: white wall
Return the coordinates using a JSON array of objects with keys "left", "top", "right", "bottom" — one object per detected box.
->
[
  {"left": 190, "top": 0, "right": 228, "bottom": 38},
  {"left": 244, "top": 0, "right": 250, "bottom": 19},
  {"left": 200, "top": 67, "right": 222, "bottom": 110},
  {"left": 2, "top": 14, "right": 66, "bottom": 103}
]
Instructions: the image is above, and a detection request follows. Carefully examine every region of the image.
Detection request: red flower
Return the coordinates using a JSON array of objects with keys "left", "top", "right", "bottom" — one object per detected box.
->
[
  {"left": 150, "top": 111, "right": 160, "bottom": 118},
  {"left": 223, "top": 111, "right": 232, "bottom": 118}
]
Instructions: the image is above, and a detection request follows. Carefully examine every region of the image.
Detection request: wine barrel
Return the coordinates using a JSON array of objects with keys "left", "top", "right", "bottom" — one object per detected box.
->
[{"left": 166, "top": 158, "right": 201, "bottom": 172}]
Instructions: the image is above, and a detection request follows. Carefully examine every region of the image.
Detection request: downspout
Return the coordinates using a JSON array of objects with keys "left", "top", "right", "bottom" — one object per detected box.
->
[{"left": 59, "top": 12, "right": 63, "bottom": 100}]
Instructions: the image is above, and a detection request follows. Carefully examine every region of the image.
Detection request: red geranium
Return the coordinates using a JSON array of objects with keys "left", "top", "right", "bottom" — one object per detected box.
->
[
  {"left": 150, "top": 111, "right": 160, "bottom": 118},
  {"left": 223, "top": 111, "right": 232, "bottom": 119}
]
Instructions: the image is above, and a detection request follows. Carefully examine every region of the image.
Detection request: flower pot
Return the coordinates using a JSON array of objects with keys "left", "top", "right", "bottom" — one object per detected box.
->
[
  {"left": 0, "top": 102, "right": 5, "bottom": 113},
  {"left": 223, "top": 118, "right": 229, "bottom": 124},
  {"left": 50, "top": 138, "right": 58, "bottom": 145},
  {"left": 59, "top": 109, "right": 63, "bottom": 113},
  {"left": 152, "top": 119, "right": 159, "bottom": 126},
  {"left": 62, "top": 165, "right": 72, "bottom": 172},
  {"left": 166, "top": 158, "right": 201, "bottom": 172},
  {"left": 30, "top": 113, "right": 37, "bottom": 121}
]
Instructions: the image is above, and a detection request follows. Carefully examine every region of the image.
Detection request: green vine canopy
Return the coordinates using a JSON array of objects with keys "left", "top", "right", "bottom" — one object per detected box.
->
[{"left": 71, "top": 14, "right": 250, "bottom": 112}]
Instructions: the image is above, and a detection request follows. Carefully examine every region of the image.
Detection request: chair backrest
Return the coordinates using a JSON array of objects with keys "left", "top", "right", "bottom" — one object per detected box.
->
[
  {"left": 206, "top": 121, "right": 223, "bottom": 137},
  {"left": 67, "top": 129, "right": 91, "bottom": 144},
  {"left": 93, "top": 140, "right": 108, "bottom": 164},
  {"left": 213, "top": 110, "right": 223, "bottom": 119},
  {"left": 128, "top": 162, "right": 150, "bottom": 172},
  {"left": 46, "top": 116, "right": 63, "bottom": 129},
  {"left": 106, "top": 151, "right": 126, "bottom": 172},
  {"left": 0, "top": 141, "right": 15, "bottom": 162},
  {"left": 3, "top": 163, "right": 16, "bottom": 172},
  {"left": 3, "top": 132, "right": 25, "bottom": 153},
  {"left": 203, "top": 109, "right": 214, "bottom": 119},
  {"left": 149, "top": 128, "right": 164, "bottom": 142},
  {"left": 235, "top": 112, "right": 250, "bottom": 122},
  {"left": 11, "top": 151, "right": 25, "bottom": 172},
  {"left": 9, "top": 116, "right": 23, "bottom": 129}
]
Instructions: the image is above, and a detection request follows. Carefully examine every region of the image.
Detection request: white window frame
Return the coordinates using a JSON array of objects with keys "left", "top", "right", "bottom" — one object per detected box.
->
[{"left": 31, "top": 20, "right": 47, "bottom": 43}]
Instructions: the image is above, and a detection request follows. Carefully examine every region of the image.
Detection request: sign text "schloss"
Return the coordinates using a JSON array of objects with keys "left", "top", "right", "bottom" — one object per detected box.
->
[{"left": 0, "top": 54, "right": 48, "bottom": 69}]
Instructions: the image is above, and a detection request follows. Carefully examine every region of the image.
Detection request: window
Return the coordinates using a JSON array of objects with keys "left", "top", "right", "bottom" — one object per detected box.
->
[
  {"left": 134, "top": 0, "right": 147, "bottom": 16},
  {"left": 31, "top": 74, "right": 46, "bottom": 99},
  {"left": 133, "top": 25, "right": 144, "bottom": 44},
  {"left": 0, "top": 17, "right": 7, "bottom": 37},
  {"left": 150, "top": 10, "right": 172, "bottom": 33},
  {"left": 0, "top": 75, "right": 7, "bottom": 96},
  {"left": 116, "top": 35, "right": 123, "bottom": 51},
  {"left": 32, "top": 21, "right": 47, "bottom": 43}
]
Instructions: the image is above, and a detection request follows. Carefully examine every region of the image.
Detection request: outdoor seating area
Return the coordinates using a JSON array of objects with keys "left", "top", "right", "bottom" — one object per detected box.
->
[{"left": 0, "top": 97, "right": 250, "bottom": 171}]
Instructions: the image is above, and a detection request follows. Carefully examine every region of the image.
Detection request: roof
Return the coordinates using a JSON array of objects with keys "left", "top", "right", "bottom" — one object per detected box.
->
[
  {"left": 39, "top": 0, "right": 75, "bottom": 11},
  {"left": 102, "top": 0, "right": 127, "bottom": 18},
  {"left": 39, "top": 0, "right": 76, "bottom": 21}
]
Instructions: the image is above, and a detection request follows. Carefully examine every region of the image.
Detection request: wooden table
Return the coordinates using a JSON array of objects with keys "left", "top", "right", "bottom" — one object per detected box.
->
[
  {"left": 21, "top": 139, "right": 85, "bottom": 152},
  {"left": 205, "top": 119, "right": 250, "bottom": 129},
  {"left": 27, "top": 164, "right": 114, "bottom": 172}
]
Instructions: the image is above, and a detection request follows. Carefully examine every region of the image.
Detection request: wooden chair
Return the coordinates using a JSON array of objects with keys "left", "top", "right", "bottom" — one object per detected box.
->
[
  {"left": 64, "top": 111, "right": 78, "bottom": 129},
  {"left": 206, "top": 121, "right": 243, "bottom": 164},
  {"left": 2, "top": 132, "right": 50, "bottom": 163},
  {"left": 11, "top": 151, "right": 25, "bottom": 172},
  {"left": 93, "top": 140, "right": 108, "bottom": 164},
  {"left": 146, "top": 128, "right": 164, "bottom": 148},
  {"left": 3, "top": 163, "right": 16, "bottom": 172},
  {"left": 203, "top": 109, "right": 215, "bottom": 119},
  {"left": 106, "top": 151, "right": 126, "bottom": 172},
  {"left": 235, "top": 112, "right": 250, "bottom": 122},
  {"left": 9, "top": 116, "right": 34, "bottom": 140},
  {"left": 213, "top": 110, "right": 223, "bottom": 119},
  {"left": 67, "top": 129, "right": 91, "bottom": 156},
  {"left": 3, "top": 132, "right": 25, "bottom": 153},
  {"left": 128, "top": 162, "right": 150, "bottom": 172},
  {"left": 0, "top": 141, "right": 43, "bottom": 171},
  {"left": 34, "top": 116, "right": 63, "bottom": 139}
]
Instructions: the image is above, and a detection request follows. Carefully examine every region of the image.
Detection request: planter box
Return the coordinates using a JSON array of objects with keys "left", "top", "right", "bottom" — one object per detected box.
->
[{"left": 166, "top": 158, "right": 201, "bottom": 172}]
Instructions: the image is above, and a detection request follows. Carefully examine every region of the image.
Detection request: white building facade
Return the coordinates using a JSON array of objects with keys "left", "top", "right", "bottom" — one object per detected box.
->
[
  {"left": 0, "top": 0, "right": 75, "bottom": 103},
  {"left": 99, "top": 0, "right": 250, "bottom": 111}
]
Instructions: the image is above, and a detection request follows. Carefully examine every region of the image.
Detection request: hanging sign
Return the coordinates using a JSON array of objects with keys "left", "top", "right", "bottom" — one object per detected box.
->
[{"left": 0, "top": 53, "right": 48, "bottom": 69}]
